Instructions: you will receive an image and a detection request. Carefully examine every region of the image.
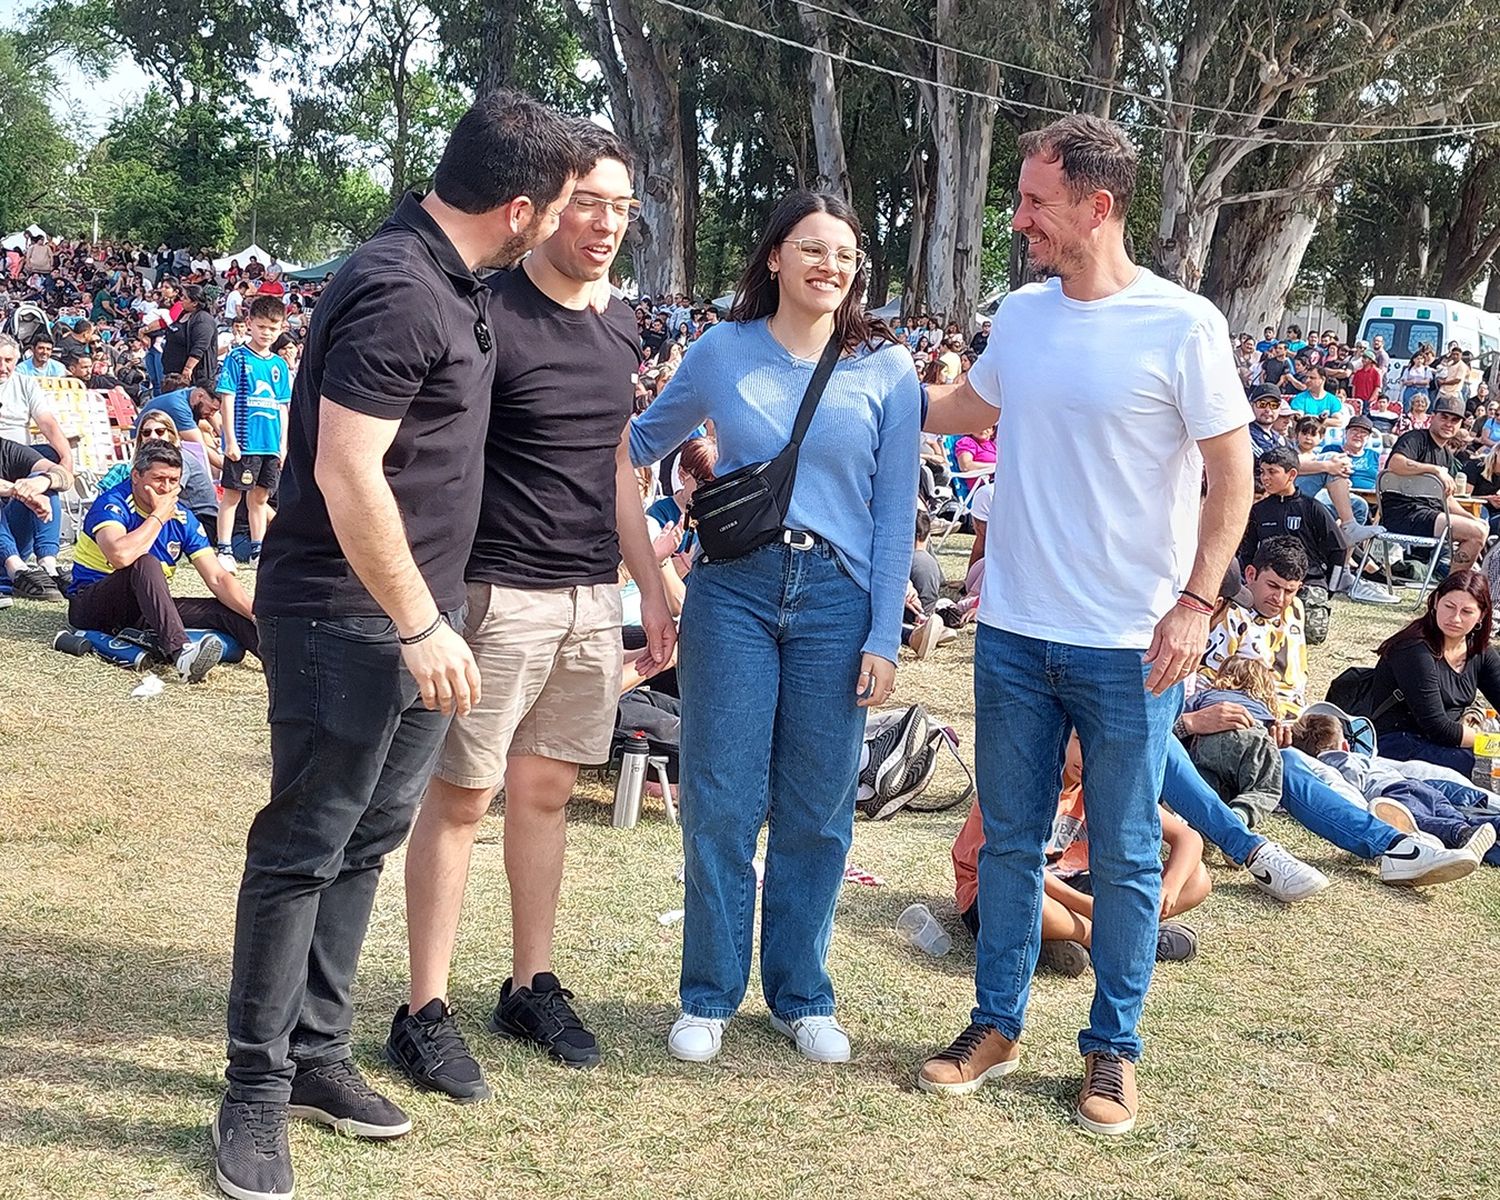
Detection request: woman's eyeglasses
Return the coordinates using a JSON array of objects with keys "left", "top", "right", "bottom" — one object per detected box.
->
[
  {"left": 141, "top": 426, "right": 172, "bottom": 438},
  {"left": 781, "top": 238, "right": 866, "bottom": 272}
]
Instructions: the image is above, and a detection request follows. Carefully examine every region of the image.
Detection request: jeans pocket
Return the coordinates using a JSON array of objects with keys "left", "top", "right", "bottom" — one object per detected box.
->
[{"left": 316, "top": 614, "right": 398, "bottom": 644}]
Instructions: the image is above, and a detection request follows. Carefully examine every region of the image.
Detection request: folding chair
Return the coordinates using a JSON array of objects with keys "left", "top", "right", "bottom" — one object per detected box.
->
[
  {"left": 931, "top": 469, "right": 992, "bottom": 553},
  {"left": 1355, "top": 469, "right": 1454, "bottom": 604}
]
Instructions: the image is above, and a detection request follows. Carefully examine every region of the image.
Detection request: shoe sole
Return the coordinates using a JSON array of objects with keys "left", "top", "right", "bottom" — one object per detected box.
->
[
  {"left": 768, "top": 1014, "right": 850, "bottom": 1063},
  {"left": 911, "top": 620, "right": 942, "bottom": 660},
  {"left": 1464, "top": 823, "right": 1497, "bottom": 858},
  {"left": 1073, "top": 1107, "right": 1136, "bottom": 1137},
  {"left": 667, "top": 1034, "right": 722, "bottom": 1063},
  {"left": 210, "top": 1117, "right": 294, "bottom": 1200},
  {"left": 871, "top": 709, "right": 926, "bottom": 801},
  {"left": 185, "top": 637, "right": 224, "bottom": 683},
  {"left": 380, "top": 1043, "right": 492, "bottom": 1104},
  {"left": 1382, "top": 856, "right": 1478, "bottom": 887},
  {"left": 916, "top": 1057, "right": 1019, "bottom": 1096},
  {"left": 1369, "top": 798, "right": 1417, "bottom": 834},
  {"left": 285, "top": 1103, "right": 412, "bottom": 1139},
  {"left": 1038, "top": 940, "right": 1090, "bottom": 977},
  {"left": 484, "top": 1013, "right": 602, "bottom": 1069}
]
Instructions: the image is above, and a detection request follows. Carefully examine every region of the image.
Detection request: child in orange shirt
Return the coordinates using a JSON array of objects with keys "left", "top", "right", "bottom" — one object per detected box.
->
[{"left": 952, "top": 732, "right": 1211, "bottom": 975}]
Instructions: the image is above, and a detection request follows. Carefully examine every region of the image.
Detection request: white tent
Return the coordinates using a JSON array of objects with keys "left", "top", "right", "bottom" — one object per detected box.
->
[
  {"left": 869, "top": 296, "right": 903, "bottom": 320},
  {"left": 2, "top": 224, "right": 47, "bottom": 252},
  {"left": 212, "top": 244, "right": 301, "bottom": 274}
]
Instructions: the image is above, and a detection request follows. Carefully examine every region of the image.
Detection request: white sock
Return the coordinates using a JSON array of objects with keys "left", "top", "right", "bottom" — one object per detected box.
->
[
  {"left": 4, "top": 555, "right": 25, "bottom": 578},
  {"left": 40, "top": 555, "right": 58, "bottom": 575}
]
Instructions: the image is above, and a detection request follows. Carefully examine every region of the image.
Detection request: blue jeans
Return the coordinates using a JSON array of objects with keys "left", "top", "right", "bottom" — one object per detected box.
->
[
  {"left": 0, "top": 444, "right": 61, "bottom": 565},
  {"left": 1377, "top": 729, "right": 1476, "bottom": 777},
  {"left": 1160, "top": 737, "right": 1265, "bottom": 865},
  {"left": 971, "top": 625, "right": 1180, "bottom": 1061},
  {"left": 1279, "top": 749, "right": 1401, "bottom": 858},
  {"left": 675, "top": 539, "right": 870, "bottom": 1022},
  {"left": 1384, "top": 780, "right": 1500, "bottom": 863}
]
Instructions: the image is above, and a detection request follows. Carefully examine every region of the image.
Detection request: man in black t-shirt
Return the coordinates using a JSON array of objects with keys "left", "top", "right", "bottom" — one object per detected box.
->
[
  {"left": 389, "top": 126, "right": 675, "bottom": 1099},
  {"left": 1383, "top": 393, "right": 1489, "bottom": 569},
  {"left": 215, "top": 93, "right": 586, "bottom": 1200},
  {"left": 0, "top": 437, "right": 71, "bottom": 611}
]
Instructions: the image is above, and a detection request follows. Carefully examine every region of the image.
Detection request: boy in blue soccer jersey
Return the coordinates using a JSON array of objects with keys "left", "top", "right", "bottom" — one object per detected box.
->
[
  {"left": 67, "top": 441, "right": 258, "bottom": 681},
  {"left": 215, "top": 295, "right": 290, "bottom": 571}
]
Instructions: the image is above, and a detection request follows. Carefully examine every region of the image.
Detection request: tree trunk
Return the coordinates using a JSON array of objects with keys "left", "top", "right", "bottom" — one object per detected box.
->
[
  {"left": 904, "top": 141, "right": 933, "bottom": 317},
  {"left": 952, "top": 63, "right": 1000, "bottom": 326},
  {"left": 477, "top": 0, "right": 521, "bottom": 96},
  {"left": 1083, "top": 0, "right": 1126, "bottom": 118},
  {"left": 1485, "top": 268, "right": 1500, "bottom": 313},
  {"left": 1414, "top": 197, "right": 1431, "bottom": 284},
  {"left": 678, "top": 45, "right": 700, "bottom": 293},
  {"left": 923, "top": 0, "right": 960, "bottom": 320},
  {"left": 798, "top": 5, "right": 850, "bottom": 200},
  {"left": 1155, "top": 128, "right": 1216, "bottom": 290}
]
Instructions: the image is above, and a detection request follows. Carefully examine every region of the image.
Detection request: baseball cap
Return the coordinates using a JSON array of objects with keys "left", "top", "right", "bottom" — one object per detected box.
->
[
  {"left": 1433, "top": 394, "right": 1466, "bottom": 417},
  {"left": 1346, "top": 415, "right": 1375, "bottom": 433},
  {"left": 1249, "top": 383, "right": 1281, "bottom": 403}
]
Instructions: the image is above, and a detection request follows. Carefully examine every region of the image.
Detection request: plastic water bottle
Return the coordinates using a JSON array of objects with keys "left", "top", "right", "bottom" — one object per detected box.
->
[
  {"left": 612, "top": 731, "right": 650, "bottom": 829},
  {"left": 896, "top": 903, "right": 952, "bottom": 956},
  {"left": 1474, "top": 731, "right": 1500, "bottom": 758}
]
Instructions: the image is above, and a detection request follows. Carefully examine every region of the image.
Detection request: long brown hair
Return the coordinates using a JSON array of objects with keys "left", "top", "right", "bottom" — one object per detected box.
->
[
  {"left": 728, "top": 190, "right": 898, "bottom": 354},
  {"left": 1378, "top": 569, "right": 1494, "bottom": 664}
]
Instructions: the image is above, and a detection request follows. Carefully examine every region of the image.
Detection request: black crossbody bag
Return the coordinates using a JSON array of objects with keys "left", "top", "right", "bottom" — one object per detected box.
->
[{"left": 687, "top": 335, "right": 841, "bottom": 562}]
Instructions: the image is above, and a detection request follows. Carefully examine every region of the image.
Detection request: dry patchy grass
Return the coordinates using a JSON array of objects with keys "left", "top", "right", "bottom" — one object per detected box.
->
[{"left": 1, "top": 541, "right": 1497, "bottom": 1199}]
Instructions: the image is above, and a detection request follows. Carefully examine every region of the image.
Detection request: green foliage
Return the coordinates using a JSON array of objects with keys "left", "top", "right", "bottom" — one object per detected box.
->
[{"left": 0, "top": 34, "right": 80, "bottom": 233}]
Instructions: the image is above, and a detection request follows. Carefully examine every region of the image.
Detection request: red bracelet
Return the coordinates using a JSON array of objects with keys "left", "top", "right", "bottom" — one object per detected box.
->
[{"left": 1176, "top": 594, "right": 1213, "bottom": 615}]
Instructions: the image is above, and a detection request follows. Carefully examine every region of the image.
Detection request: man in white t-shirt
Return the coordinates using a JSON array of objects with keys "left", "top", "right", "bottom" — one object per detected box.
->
[{"left": 914, "top": 116, "right": 1253, "bottom": 1137}]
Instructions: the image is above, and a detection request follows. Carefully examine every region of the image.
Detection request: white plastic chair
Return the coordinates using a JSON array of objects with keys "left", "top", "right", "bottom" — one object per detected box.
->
[{"left": 1356, "top": 469, "right": 1454, "bottom": 603}]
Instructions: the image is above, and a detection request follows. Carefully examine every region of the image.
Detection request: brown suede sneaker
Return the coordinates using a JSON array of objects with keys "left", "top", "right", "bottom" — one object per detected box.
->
[
  {"left": 1074, "top": 1051, "right": 1138, "bottom": 1136},
  {"left": 916, "top": 1022, "right": 1020, "bottom": 1096}
]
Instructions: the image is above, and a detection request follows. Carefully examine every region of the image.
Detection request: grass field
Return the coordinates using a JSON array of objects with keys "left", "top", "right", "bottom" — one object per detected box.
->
[{"left": 2, "top": 538, "right": 1497, "bottom": 1200}]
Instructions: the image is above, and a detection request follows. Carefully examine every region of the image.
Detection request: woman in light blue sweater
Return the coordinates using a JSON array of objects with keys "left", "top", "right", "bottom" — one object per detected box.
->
[{"left": 630, "top": 191, "right": 920, "bottom": 1066}]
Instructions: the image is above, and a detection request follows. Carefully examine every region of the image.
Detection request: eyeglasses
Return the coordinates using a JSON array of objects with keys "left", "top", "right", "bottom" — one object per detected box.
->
[
  {"left": 781, "top": 238, "right": 866, "bottom": 272},
  {"left": 568, "top": 194, "right": 643, "bottom": 224},
  {"left": 140, "top": 426, "right": 172, "bottom": 437}
]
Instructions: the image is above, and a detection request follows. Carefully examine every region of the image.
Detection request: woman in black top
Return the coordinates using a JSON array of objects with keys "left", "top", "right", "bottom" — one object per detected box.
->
[{"left": 1370, "top": 570, "right": 1500, "bottom": 773}]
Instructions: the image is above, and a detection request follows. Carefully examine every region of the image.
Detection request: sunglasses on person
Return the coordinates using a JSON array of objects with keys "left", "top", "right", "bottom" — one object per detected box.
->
[
  {"left": 780, "top": 238, "right": 866, "bottom": 272},
  {"left": 140, "top": 425, "right": 173, "bottom": 438}
]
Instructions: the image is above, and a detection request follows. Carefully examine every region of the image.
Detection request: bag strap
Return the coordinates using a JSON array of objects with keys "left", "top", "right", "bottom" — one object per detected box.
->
[
  {"left": 1367, "top": 686, "right": 1405, "bottom": 724},
  {"left": 787, "top": 335, "right": 842, "bottom": 449}
]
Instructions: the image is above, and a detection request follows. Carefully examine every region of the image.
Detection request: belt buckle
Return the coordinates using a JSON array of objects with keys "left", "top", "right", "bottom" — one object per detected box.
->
[{"left": 782, "top": 529, "right": 815, "bottom": 550}]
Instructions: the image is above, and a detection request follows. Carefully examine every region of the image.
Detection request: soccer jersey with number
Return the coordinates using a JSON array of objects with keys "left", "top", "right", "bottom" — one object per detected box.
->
[{"left": 216, "top": 346, "right": 292, "bottom": 455}]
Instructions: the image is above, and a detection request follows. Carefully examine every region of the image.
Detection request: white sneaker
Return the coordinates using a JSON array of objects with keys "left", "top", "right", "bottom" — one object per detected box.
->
[
  {"left": 1341, "top": 520, "right": 1385, "bottom": 546},
  {"left": 1378, "top": 834, "right": 1479, "bottom": 887},
  {"left": 769, "top": 1013, "right": 851, "bottom": 1063},
  {"left": 0, "top": 594, "right": 11, "bottom": 610},
  {"left": 1463, "top": 822, "right": 1497, "bottom": 861},
  {"left": 667, "top": 1014, "right": 725, "bottom": 1063},
  {"left": 1245, "top": 840, "right": 1332, "bottom": 902},
  {"left": 216, "top": 551, "right": 238, "bottom": 574},
  {"left": 910, "top": 617, "right": 942, "bottom": 660},
  {"left": 176, "top": 634, "right": 224, "bottom": 683},
  {"left": 1349, "top": 577, "right": 1401, "bottom": 605}
]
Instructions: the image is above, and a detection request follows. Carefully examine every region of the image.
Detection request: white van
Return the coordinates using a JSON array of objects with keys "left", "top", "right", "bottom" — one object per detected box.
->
[{"left": 1356, "top": 294, "right": 1500, "bottom": 368}]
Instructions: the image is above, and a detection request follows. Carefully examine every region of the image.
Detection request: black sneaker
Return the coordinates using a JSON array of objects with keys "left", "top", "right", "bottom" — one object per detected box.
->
[
  {"left": 1155, "top": 920, "right": 1198, "bottom": 963},
  {"left": 385, "top": 998, "right": 492, "bottom": 1102},
  {"left": 10, "top": 566, "right": 61, "bottom": 600},
  {"left": 48, "top": 564, "right": 72, "bottom": 592},
  {"left": 211, "top": 1097, "right": 293, "bottom": 1200},
  {"left": 486, "top": 972, "right": 601, "bottom": 1068},
  {"left": 287, "top": 1059, "right": 412, "bottom": 1139}
]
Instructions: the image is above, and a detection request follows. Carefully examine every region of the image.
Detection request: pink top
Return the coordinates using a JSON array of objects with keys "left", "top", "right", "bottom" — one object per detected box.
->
[{"left": 954, "top": 435, "right": 997, "bottom": 469}]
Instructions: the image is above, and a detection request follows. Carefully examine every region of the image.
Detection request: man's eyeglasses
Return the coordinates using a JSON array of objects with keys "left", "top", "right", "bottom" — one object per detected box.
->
[
  {"left": 781, "top": 238, "right": 866, "bottom": 272},
  {"left": 569, "top": 194, "right": 643, "bottom": 224}
]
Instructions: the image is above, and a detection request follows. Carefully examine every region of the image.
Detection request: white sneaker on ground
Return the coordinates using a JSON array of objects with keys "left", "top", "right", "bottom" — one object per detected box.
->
[
  {"left": 910, "top": 617, "right": 942, "bottom": 660},
  {"left": 0, "top": 594, "right": 11, "bottom": 610},
  {"left": 216, "top": 552, "right": 238, "bottom": 574},
  {"left": 176, "top": 634, "right": 224, "bottom": 684},
  {"left": 1463, "top": 822, "right": 1497, "bottom": 861},
  {"left": 1369, "top": 797, "right": 1417, "bottom": 834},
  {"left": 667, "top": 1014, "right": 725, "bottom": 1063},
  {"left": 1378, "top": 834, "right": 1479, "bottom": 887},
  {"left": 1341, "top": 520, "right": 1385, "bottom": 546},
  {"left": 769, "top": 1013, "right": 851, "bottom": 1063},
  {"left": 1348, "top": 577, "right": 1401, "bottom": 605},
  {"left": 1245, "top": 840, "right": 1332, "bottom": 902}
]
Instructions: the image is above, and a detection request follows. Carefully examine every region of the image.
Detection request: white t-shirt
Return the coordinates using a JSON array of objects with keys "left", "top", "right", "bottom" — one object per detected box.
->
[
  {"left": 969, "top": 480, "right": 993, "bottom": 524},
  {"left": 0, "top": 372, "right": 52, "bottom": 444},
  {"left": 223, "top": 289, "right": 244, "bottom": 321},
  {"left": 966, "top": 269, "right": 1248, "bottom": 649}
]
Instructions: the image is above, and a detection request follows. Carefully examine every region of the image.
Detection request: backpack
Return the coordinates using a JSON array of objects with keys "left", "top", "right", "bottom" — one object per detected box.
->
[
  {"left": 856, "top": 704, "right": 975, "bottom": 820},
  {"left": 610, "top": 688, "right": 680, "bottom": 783},
  {"left": 1324, "top": 666, "right": 1404, "bottom": 722}
]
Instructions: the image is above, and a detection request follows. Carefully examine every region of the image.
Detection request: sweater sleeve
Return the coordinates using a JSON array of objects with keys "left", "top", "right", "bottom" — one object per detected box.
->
[
  {"left": 1476, "top": 647, "right": 1500, "bottom": 714},
  {"left": 1385, "top": 641, "right": 1467, "bottom": 746},
  {"left": 628, "top": 332, "right": 714, "bottom": 469},
  {"left": 863, "top": 362, "right": 922, "bottom": 662}
]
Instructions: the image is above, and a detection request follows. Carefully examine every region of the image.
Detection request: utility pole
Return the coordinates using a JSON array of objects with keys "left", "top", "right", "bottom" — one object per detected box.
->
[
  {"left": 250, "top": 143, "right": 261, "bottom": 245},
  {"left": 89, "top": 207, "right": 100, "bottom": 245}
]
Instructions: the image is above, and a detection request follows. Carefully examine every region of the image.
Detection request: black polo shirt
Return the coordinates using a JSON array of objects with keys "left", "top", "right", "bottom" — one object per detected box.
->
[{"left": 256, "top": 192, "right": 496, "bottom": 617}]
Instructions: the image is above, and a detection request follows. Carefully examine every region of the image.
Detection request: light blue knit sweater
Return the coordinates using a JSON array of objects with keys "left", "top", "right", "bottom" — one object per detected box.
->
[{"left": 629, "top": 318, "right": 921, "bottom": 661}]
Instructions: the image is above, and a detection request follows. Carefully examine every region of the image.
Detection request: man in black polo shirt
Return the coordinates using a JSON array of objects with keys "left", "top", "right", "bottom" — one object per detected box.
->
[
  {"left": 386, "top": 126, "right": 675, "bottom": 1099},
  {"left": 215, "top": 93, "right": 585, "bottom": 1200},
  {"left": 1383, "top": 393, "right": 1489, "bottom": 571}
]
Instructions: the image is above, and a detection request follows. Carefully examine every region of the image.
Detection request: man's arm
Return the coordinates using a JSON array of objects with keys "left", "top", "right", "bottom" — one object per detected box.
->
[
  {"left": 95, "top": 486, "right": 181, "bottom": 568},
  {"left": 315, "top": 399, "right": 481, "bottom": 715},
  {"left": 193, "top": 551, "right": 255, "bottom": 620},
  {"left": 615, "top": 428, "right": 676, "bottom": 677},
  {"left": 1144, "top": 425, "right": 1254, "bottom": 695},
  {"left": 923, "top": 377, "right": 1000, "bottom": 435}
]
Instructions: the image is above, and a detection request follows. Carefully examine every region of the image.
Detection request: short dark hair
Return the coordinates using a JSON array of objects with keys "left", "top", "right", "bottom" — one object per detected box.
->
[
  {"left": 571, "top": 119, "right": 635, "bottom": 178},
  {"left": 1260, "top": 446, "right": 1300, "bottom": 474},
  {"left": 915, "top": 508, "right": 932, "bottom": 542},
  {"left": 1294, "top": 416, "right": 1321, "bottom": 437},
  {"left": 433, "top": 90, "right": 585, "bottom": 215},
  {"left": 133, "top": 440, "right": 182, "bottom": 474},
  {"left": 1017, "top": 114, "right": 1138, "bottom": 219},
  {"left": 61, "top": 351, "right": 89, "bottom": 369},
  {"left": 183, "top": 285, "right": 206, "bottom": 305},
  {"left": 1251, "top": 535, "right": 1308, "bottom": 582},
  {"left": 246, "top": 295, "right": 285, "bottom": 322},
  {"left": 31, "top": 333, "right": 53, "bottom": 348}
]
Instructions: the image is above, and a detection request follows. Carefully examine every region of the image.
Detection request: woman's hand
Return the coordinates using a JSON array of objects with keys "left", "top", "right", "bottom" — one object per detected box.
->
[{"left": 857, "top": 653, "right": 896, "bottom": 709}]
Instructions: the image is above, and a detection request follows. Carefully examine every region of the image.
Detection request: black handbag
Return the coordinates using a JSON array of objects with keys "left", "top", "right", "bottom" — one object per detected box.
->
[{"left": 687, "top": 334, "right": 841, "bottom": 562}]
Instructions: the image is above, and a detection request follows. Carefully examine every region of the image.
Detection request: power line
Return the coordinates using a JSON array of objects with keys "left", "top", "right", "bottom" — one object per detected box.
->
[
  {"left": 651, "top": 0, "right": 1500, "bottom": 148},
  {"left": 792, "top": 0, "right": 1496, "bottom": 135}
]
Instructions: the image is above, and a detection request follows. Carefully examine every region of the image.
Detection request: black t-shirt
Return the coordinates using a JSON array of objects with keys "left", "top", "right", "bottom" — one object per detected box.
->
[
  {"left": 161, "top": 308, "right": 219, "bottom": 388},
  {"left": 256, "top": 192, "right": 495, "bottom": 618},
  {"left": 0, "top": 436, "right": 43, "bottom": 482},
  {"left": 467, "top": 266, "right": 641, "bottom": 589},
  {"left": 1384, "top": 429, "right": 1457, "bottom": 527},
  {"left": 1239, "top": 490, "right": 1345, "bottom": 588},
  {"left": 1262, "top": 357, "right": 1291, "bottom": 387}
]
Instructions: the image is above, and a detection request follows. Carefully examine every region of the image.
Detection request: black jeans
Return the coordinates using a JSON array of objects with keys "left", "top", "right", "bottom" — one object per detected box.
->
[
  {"left": 225, "top": 612, "right": 457, "bottom": 1102},
  {"left": 67, "top": 557, "right": 260, "bottom": 659}
]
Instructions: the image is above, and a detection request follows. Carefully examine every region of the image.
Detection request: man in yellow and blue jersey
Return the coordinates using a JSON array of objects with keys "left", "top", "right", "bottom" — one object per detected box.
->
[{"left": 68, "top": 441, "right": 258, "bottom": 682}]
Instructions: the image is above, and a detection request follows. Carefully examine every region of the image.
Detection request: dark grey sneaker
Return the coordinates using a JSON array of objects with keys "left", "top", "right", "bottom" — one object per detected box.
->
[
  {"left": 385, "top": 998, "right": 492, "bottom": 1103},
  {"left": 212, "top": 1098, "right": 294, "bottom": 1200},
  {"left": 287, "top": 1059, "right": 412, "bottom": 1139},
  {"left": 1155, "top": 920, "right": 1198, "bottom": 963},
  {"left": 487, "top": 972, "right": 601, "bottom": 1068}
]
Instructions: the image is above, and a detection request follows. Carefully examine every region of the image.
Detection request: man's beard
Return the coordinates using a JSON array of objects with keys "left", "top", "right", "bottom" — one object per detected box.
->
[{"left": 480, "top": 212, "right": 553, "bottom": 271}]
